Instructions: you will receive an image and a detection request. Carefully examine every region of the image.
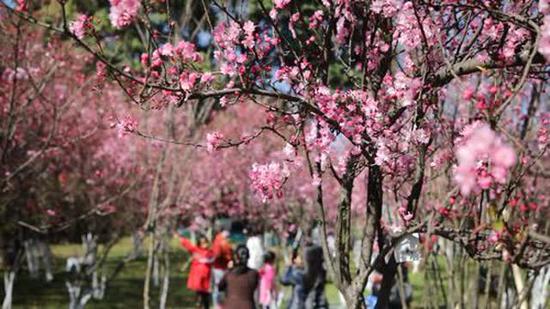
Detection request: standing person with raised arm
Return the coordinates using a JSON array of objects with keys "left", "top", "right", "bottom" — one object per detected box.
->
[{"left": 174, "top": 231, "right": 214, "bottom": 309}]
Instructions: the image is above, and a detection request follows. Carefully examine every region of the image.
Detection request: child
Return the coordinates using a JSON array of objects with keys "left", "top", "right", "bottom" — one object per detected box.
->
[
  {"left": 258, "top": 251, "right": 277, "bottom": 309},
  {"left": 175, "top": 232, "right": 214, "bottom": 309}
]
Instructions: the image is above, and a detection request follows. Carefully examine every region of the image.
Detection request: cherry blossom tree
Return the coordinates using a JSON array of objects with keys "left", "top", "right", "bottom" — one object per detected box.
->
[
  {"left": 0, "top": 13, "right": 151, "bottom": 308},
  {"left": 3, "top": 0, "right": 550, "bottom": 308}
]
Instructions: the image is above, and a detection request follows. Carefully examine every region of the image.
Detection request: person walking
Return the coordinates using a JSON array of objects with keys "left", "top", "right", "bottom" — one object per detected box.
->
[
  {"left": 175, "top": 232, "right": 214, "bottom": 309},
  {"left": 258, "top": 251, "right": 278, "bottom": 309},
  {"left": 218, "top": 244, "right": 259, "bottom": 309},
  {"left": 280, "top": 245, "right": 328, "bottom": 309},
  {"left": 211, "top": 227, "right": 233, "bottom": 308}
]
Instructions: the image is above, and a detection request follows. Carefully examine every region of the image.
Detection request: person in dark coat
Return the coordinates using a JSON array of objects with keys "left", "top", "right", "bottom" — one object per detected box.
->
[
  {"left": 218, "top": 244, "right": 259, "bottom": 309},
  {"left": 280, "top": 245, "right": 328, "bottom": 309}
]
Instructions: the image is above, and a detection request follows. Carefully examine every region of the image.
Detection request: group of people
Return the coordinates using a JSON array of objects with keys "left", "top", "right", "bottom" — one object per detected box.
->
[{"left": 174, "top": 227, "right": 328, "bottom": 309}]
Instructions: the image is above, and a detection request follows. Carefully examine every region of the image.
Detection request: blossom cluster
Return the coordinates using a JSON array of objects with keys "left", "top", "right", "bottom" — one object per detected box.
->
[
  {"left": 115, "top": 115, "right": 138, "bottom": 137},
  {"left": 249, "top": 162, "right": 290, "bottom": 202},
  {"left": 69, "top": 14, "right": 92, "bottom": 40},
  {"left": 539, "top": 0, "right": 550, "bottom": 62},
  {"left": 109, "top": 0, "right": 141, "bottom": 29},
  {"left": 139, "top": 41, "right": 211, "bottom": 93},
  {"left": 206, "top": 132, "right": 224, "bottom": 153},
  {"left": 454, "top": 122, "right": 516, "bottom": 196},
  {"left": 212, "top": 20, "right": 278, "bottom": 79}
]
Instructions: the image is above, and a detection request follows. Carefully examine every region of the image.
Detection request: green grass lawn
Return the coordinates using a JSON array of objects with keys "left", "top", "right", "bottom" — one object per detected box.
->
[
  {"left": 5, "top": 237, "right": 344, "bottom": 308},
  {"left": 8, "top": 237, "right": 196, "bottom": 308},
  {"left": 4, "top": 237, "right": 461, "bottom": 308}
]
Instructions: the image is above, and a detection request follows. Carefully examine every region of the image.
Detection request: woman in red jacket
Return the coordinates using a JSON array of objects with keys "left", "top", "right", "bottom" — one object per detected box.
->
[{"left": 175, "top": 232, "right": 214, "bottom": 309}]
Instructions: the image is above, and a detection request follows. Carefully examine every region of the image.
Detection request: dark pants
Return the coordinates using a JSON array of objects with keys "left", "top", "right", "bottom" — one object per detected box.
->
[{"left": 197, "top": 291, "right": 210, "bottom": 309}]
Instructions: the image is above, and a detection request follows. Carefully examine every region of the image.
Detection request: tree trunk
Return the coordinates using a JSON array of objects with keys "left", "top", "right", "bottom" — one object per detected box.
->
[
  {"left": 24, "top": 239, "right": 39, "bottom": 278},
  {"left": 66, "top": 281, "right": 94, "bottom": 309},
  {"left": 143, "top": 233, "right": 155, "bottom": 309},
  {"left": 531, "top": 266, "right": 550, "bottom": 309},
  {"left": 512, "top": 264, "right": 529, "bottom": 309},
  {"left": 470, "top": 265, "right": 480, "bottom": 309},
  {"left": 375, "top": 257, "right": 397, "bottom": 309},
  {"left": 40, "top": 241, "right": 54, "bottom": 282},
  {"left": 159, "top": 238, "right": 170, "bottom": 309},
  {"left": 153, "top": 253, "right": 160, "bottom": 287},
  {"left": 2, "top": 271, "right": 15, "bottom": 309},
  {"left": 343, "top": 287, "right": 365, "bottom": 309}
]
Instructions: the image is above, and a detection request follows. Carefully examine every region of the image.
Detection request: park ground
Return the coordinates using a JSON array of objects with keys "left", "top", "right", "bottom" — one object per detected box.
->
[{"left": 5, "top": 237, "right": 430, "bottom": 308}]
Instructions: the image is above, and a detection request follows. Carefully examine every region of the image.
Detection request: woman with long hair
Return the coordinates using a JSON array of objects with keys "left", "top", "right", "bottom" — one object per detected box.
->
[{"left": 175, "top": 232, "right": 214, "bottom": 309}]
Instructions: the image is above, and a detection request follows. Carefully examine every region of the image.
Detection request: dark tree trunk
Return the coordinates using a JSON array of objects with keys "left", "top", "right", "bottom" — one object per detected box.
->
[{"left": 376, "top": 257, "right": 398, "bottom": 309}]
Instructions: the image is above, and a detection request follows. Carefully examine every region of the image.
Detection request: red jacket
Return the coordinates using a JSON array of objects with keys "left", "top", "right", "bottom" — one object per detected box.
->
[
  {"left": 212, "top": 233, "right": 233, "bottom": 270},
  {"left": 179, "top": 237, "right": 214, "bottom": 293}
]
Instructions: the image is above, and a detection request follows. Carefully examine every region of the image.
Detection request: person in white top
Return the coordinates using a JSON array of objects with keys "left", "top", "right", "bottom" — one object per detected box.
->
[{"left": 246, "top": 229, "right": 265, "bottom": 270}]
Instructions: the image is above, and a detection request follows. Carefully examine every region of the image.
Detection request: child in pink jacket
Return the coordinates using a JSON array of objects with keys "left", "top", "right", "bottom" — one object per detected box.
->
[{"left": 258, "top": 251, "right": 277, "bottom": 309}]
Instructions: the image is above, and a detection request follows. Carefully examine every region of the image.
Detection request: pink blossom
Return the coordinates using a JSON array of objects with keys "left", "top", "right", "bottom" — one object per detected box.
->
[
  {"left": 117, "top": 115, "right": 138, "bottom": 136},
  {"left": 309, "top": 10, "right": 324, "bottom": 29},
  {"left": 273, "top": 0, "right": 291, "bottom": 9},
  {"left": 385, "top": 72, "right": 422, "bottom": 106},
  {"left": 269, "top": 8, "right": 278, "bottom": 20},
  {"left": 283, "top": 143, "right": 296, "bottom": 159},
  {"left": 179, "top": 71, "right": 198, "bottom": 91},
  {"left": 96, "top": 61, "right": 107, "bottom": 82},
  {"left": 540, "top": 0, "right": 550, "bottom": 15},
  {"left": 206, "top": 131, "right": 224, "bottom": 153},
  {"left": 200, "top": 72, "right": 214, "bottom": 84},
  {"left": 175, "top": 41, "right": 201, "bottom": 62},
  {"left": 158, "top": 43, "right": 175, "bottom": 57},
  {"left": 148, "top": 51, "right": 160, "bottom": 68},
  {"left": 109, "top": 0, "right": 141, "bottom": 29},
  {"left": 453, "top": 122, "right": 516, "bottom": 195},
  {"left": 491, "top": 145, "right": 516, "bottom": 168},
  {"left": 243, "top": 21, "right": 255, "bottom": 36},
  {"left": 140, "top": 53, "right": 149, "bottom": 67},
  {"left": 311, "top": 174, "right": 322, "bottom": 187},
  {"left": 335, "top": 17, "right": 349, "bottom": 44},
  {"left": 488, "top": 230, "right": 500, "bottom": 243},
  {"left": 398, "top": 206, "right": 413, "bottom": 223},
  {"left": 539, "top": 16, "right": 550, "bottom": 62},
  {"left": 69, "top": 14, "right": 90, "bottom": 40},
  {"left": 249, "top": 162, "right": 289, "bottom": 202},
  {"left": 502, "top": 249, "right": 512, "bottom": 263},
  {"left": 289, "top": 13, "right": 300, "bottom": 38},
  {"left": 98, "top": 203, "right": 117, "bottom": 214},
  {"left": 537, "top": 127, "right": 548, "bottom": 150},
  {"left": 242, "top": 21, "right": 256, "bottom": 49},
  {"left": 501, "top": 27, "right": 529, "bottom": 61},
  {"left": 15, "top": 0, "right": 26, "bottom": 12},
  {"left": 463, "top": 87, "right": 475, "bottom": 100},
  {"left": 2, "top": 67, "right": 28, "bottom": 82},
  {"left": 413, "top": 128, "right": 430, "bottom": 144},
  {"left": 370, "top": 0, "right": 402, "bottom": 18},
  {"left": 395, "top": 2, "right": 423, "bottom": 50}
]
